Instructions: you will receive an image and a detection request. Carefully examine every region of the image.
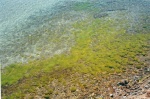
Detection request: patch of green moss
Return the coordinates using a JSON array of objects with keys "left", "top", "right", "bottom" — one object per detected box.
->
[
  {"left": 44, "top": 95, "right": 50, "bottom": 99},
  {"left": 70, "top": 86, "right": 76, "bottom": 92}
]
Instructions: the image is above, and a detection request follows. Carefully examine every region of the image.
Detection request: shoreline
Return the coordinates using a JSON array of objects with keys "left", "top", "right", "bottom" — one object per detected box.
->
[{"left": 1, "top": 0, "right": 150, "bottom": 98}]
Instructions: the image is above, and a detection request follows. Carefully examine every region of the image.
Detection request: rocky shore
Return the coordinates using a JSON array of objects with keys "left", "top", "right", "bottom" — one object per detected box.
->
[{"left": 2, "top": 49, "right": 149, "bottom": 99}]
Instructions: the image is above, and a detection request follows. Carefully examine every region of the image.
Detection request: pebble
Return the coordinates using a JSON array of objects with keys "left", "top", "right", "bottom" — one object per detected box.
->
[
  {"left": 126, "top": 89, "right": 130, "bottom": 93},
  {"left": 95, "top": 95, "right": 103, "bottom": 99},
  {"left": 117, "top": 79, "right": 128, "bottom": 86},
  {"left": 146, "top": 90, "right": 150, "bottom": 97},
  {"left": 133, "top": 76, "right": 140, "bottom": 81},
  {"left": 110, "top": 94, "right": 113, "bottom": 98},
  {"left": 142, "top": 90, "right": 147, "bottom": 94},
  {"left": 91, "top": 93, "right": 95, "bottom": 96},
  {"left": 144, "top": 85, "right": 149, "bottom": 89}
]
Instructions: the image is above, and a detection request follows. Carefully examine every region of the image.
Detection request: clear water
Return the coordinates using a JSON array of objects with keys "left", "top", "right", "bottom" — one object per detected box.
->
[
  {"left": 0, "top": 0, "right": 65, "bottom": 67},
  {"left": 0, "top": 0, "right": 150, "bottom": 67}
]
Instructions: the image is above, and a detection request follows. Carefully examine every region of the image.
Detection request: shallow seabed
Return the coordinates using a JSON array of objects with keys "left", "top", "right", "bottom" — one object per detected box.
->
[
  {"left": 1, "top": 0, "right": 150, "bottom": 99},
  {"left": 0, "top": 0, "right": 150, "bottom": 67}
]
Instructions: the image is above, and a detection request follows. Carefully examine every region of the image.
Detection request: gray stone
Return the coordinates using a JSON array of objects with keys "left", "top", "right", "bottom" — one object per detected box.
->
[
  {"left": 145, "top": 85, "right": 149, "bottom": 89},
  {"left": 117, "top": 79, "right": 128, "bottom": 86},
  {"left": 93, "top": 13, "right": 108, "bottom": 19}
]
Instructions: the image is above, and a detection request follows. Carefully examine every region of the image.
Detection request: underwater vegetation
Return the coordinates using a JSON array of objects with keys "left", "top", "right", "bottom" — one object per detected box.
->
[{"left": 1, "top": 0, "right": 150, "bottom": 98}]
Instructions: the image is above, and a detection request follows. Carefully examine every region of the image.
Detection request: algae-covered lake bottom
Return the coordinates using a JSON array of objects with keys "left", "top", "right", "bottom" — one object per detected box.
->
[{"left": 1, "top": 0, "right": 150, "bottom": 98}]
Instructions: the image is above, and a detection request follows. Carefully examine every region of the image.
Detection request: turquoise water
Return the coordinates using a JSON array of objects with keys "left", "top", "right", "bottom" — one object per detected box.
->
[{"left": 0, "top": 0, "right": 150, "bottom": 67}]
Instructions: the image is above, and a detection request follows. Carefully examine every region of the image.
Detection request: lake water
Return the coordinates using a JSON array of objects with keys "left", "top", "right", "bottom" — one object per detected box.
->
[
  {"left": 0, "top": 0, "right": 66, "bottom": 67},
  {"left": 0, "top": 0, "right": 149, "bottom": 67},
  {"left": 0, "top": 0, "right": 63, "bottom": 41},
  {"left": 0, "top": 0, "right": 84, "bottom": 67}
]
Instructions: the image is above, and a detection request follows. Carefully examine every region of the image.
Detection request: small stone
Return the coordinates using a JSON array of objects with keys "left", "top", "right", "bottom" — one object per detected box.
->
[
  {"left": 91, "top": 93, "right": 95, "bottom": 96},
  {"left": 139, "top": 88, "right": 142, "bottom": 90},
  {"left": 93, "top": 13, "right": 108, "bottom": 19},
  {"left": 117, "top": 79, "right": 128, "bottom": 86},
  {"left": 95, "top": 95, "right": 103, "bottom": 99},
  {"left": 142, "top": 90, "right": 147, "bottom": 94},
  {"left": 126, "top": 89, "right": 130, "bottom": 93},
  {"left": 119, "top": 93, "right": 122, "bottom": 96},
  {"left": 146, "top": 90, "right": 150, "bottom": 97},
  {"left": 145, "top": 85, "right": 149, "bottom": 89},
  {"left": 110, "top": 94, "right": 113, "bottom": 98},
  {"left": 133, "top": 92, "right": 137, "bottom": 95},
  {"left": 133, "top": 76, "right": 140, "bottom": 81},
  {"left": 123, "top": 96, "right": 127, "bottom": 98},
  {"left": 144, "top": 67, "right": 150, "bottom": 72}
]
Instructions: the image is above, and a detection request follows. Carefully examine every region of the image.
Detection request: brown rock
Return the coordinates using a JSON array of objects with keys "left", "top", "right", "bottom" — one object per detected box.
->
[
  {"left": 126, "top": 89, "right": 130, "bottom": 93},
  {"left": 146, "top": 90, "right": 150, "bottom": 97}
]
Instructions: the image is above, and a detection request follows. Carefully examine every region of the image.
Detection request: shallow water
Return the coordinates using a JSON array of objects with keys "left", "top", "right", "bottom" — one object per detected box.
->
[
  {"left": 0, "top": 0, "right": 64, "bottom": 44},
  {"left": 0, "top": 0, "right": 66, "bottom": 67},
  {"left": 0, "top": 0, "right": 150, "bottom": 67}
]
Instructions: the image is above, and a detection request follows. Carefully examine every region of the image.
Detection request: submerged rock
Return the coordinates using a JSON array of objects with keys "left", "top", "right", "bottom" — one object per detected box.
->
[
  {"left": 117, "top": 79, "right": 128, "bottom": 86},
  {"left": 93, "top": 13, "right": 108, "bottom": 19}
]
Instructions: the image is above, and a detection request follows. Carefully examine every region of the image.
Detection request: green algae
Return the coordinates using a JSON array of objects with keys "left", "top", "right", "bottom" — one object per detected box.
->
[
  {"left": 2, "top": 17, "right": 149, "bottom": 83},
  {"left": 2, "top": 13, "right": 150, "bottom": 98}
]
